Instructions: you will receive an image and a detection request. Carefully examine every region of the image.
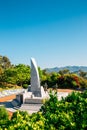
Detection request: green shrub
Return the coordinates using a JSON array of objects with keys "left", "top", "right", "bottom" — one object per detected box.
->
[
  {"left": 22, "top": 84, "right": 28, "bottom": 89},
  {"left": 0, "top": 106, "right": 9, "bottom": 129},
  {"left": 0, "top": 91, "right": 87, "bottom": 129},
  {"left": 40, "top": 90, "right": 87, "bottom": 129}
]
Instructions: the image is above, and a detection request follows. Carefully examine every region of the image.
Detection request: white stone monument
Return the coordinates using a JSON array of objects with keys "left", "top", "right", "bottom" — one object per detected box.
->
[
  {"left": 17, "top": 58, "right": 48, "bottom": 104},
  {"left": 30, "top": 58, "right": 41, "bottom": 96}
]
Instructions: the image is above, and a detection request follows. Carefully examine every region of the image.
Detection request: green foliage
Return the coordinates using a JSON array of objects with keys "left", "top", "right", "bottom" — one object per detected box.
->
[
  {"left": 0, "top": 55, "right": 11, "bottom": 69},
  {"left": 57, "top": 73, "right": 87, "bottom": 89},
  {"left": 22, "top": 84, "right": 28, "bottom": 89},
  {"left": 41, "top": 71, "right": 87, "bottom": 89},
  {"left": 79, "top": 77, "right": 87, "bottom": 89},
  {"left": 62, "top": 91, "right": 87, "bottom": 129},
  {"left": 42, "top": 71, "right": 87, "bottom": 89},
  {"left": 0, "top": 55, "right": 87, "bottom": 129},
  {"left": 0, "top": 106, "right": 9, "bottom": 120},
  {"left": 1, "top": 68, "right": 17, "bottom": 84},
  {"left": 59, "top": 69, "right": 70, "bottom": 75},
  {"left": 0, "top": 64, "right": 30, "bottom": 88},
  {"left": 40, "top": 91, "right": 76, "bottom": 129},
  {"left": 0, "top": 106, "right": 9, "bottom": 129},
  {"left": 40, "top": 90, "right": 87, "bottom": 129},
  {"left": 40, "top": 90, "right": 58, "bottom": 114},
  {"left": 0, "top": 91, "right": 87, "bottom": 129},
  {"left": 9, "top": 111, "right": 45, "bottom": 130},
  {"left": 79, "top": 70, "right": 87, "bottom": 78},
  {"left": 15, "top": 64, "right": 30, "bottom": 86},
  {"left": 0, "top": 54, "right": 87, "bottom": 90},
  {"left": 43, "top": 72, "right": 60, "bottom": 88},
  {"left": 9, "top": 111, "right": 32, "bottom": 130}
]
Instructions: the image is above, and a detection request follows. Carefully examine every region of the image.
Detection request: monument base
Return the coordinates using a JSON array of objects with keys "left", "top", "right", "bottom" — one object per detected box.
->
[
  {"left": 16, "top": 86, "right": 48, "bottom": 104},
  {"left": 28, "top": 85, "right": 47, "bottom": 97}
]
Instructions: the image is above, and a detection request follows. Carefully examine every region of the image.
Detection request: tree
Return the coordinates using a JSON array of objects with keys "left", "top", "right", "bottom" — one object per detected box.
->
[
  {"left": 0, "top": 64, "right": 31, "bottom": 88},
  {"left": 0, "top": 67, "right": 4, "bottom": 81},
  {"left": 15, "top": 64, "right": 30, "bottom": 86},
  {"left": 0, "top": 55, "right": 11, "bottom": 69},
  {"left": 1, "top": 67, "right": 17, "bottom": 84},
  {"left": 38, "top": 67, "right": 43, "bottom": 81},
  {"left": 41, "top": 69, "right": 49, "bottom": 86},
  {"left": 79, "top": 70, "right": 87, "bottom": 78},
  {"left": 59, "top": 69, "right": 70, "bottom": 75}
]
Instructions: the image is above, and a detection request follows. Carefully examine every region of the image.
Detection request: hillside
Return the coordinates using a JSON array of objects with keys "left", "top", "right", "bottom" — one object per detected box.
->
[{"left": 45, "top": 66, "right": 87, "bottom": 73}]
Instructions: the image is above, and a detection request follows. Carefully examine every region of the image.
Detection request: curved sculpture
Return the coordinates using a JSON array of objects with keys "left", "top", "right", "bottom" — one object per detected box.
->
[{"left": 31, "top": 58, "right": 41, "bottom": 96}]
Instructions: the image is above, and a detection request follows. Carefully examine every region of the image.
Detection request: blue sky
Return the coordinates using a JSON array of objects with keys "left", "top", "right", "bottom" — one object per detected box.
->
[{"left": 0, "top": 0, "right": 87, "bottom": 69}]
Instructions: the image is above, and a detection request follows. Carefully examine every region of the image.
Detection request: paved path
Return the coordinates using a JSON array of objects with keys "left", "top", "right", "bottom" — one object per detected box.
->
[{"left": 0, "top": 91, "right": 69, "bottom": 114}]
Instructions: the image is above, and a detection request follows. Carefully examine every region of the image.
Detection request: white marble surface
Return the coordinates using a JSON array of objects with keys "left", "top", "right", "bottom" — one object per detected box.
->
[{"left": 31, "top": 58, "right": 40, "bottom": 91}]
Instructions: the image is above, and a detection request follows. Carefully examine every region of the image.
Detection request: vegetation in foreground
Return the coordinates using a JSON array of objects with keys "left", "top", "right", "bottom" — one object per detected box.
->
[{"left": 0, "top": 90, "right": 87, "bottom": 130}]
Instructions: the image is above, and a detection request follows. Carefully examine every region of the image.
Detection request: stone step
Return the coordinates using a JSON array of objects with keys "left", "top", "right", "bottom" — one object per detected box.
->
[
  {"left": 20, "top": 103, "right": 42, "bottom": 111},
  {"left": 25, "top": 98, "right": 43, "bottom": 104}
]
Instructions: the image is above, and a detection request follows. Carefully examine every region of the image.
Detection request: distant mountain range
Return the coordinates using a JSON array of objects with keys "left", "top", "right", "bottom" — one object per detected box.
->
[{"left": 45, "top": 66, "right": 87, "bottom": 73}]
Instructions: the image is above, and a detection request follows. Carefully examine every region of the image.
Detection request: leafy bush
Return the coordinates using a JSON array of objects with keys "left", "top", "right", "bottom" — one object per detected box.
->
[
  {"left": 22, "top": 84, "right": 28, "bottom": 89},
  {"left": 0, "top": 106, "right": 9, "bottom": 129},
  {"left": 0, "top": 91, "right": 87, "bottom": 129},
  {"left": 40, "top": 90, "right": 87, "bottom": 129}
]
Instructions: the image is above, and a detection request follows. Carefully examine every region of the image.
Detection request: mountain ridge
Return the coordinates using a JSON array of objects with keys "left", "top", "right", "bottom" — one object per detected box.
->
[{"left": 45, "top": 66, "right": 87, "bottom": 73}]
